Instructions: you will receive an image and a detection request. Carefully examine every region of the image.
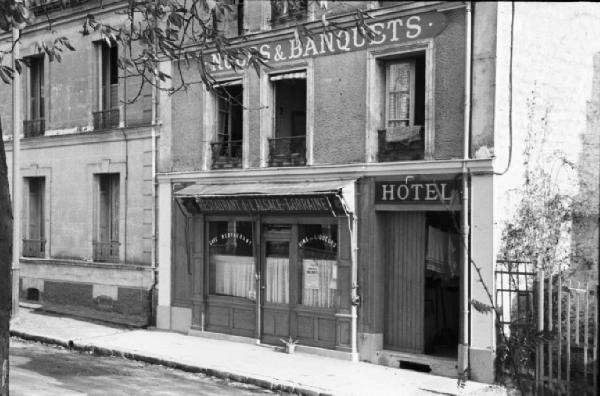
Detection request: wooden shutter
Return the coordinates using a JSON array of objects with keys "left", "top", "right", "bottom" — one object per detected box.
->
[
  {"left": 386, "top": 60, "right": 415, "bottom": 128},
  {"left": 110, "top": 174, "right": 119, "bottom": 242},
  {"left": 28, "top": 178, "right": 44, "bottom": 240},
  {"left": 29, "top": 58, "right": 44, "bottom": 120},
  {"left": 384, "top": 211, "right": 426, "bottom": 353},
  {"left": 98, "top": 175, "right": 109, "bottom": 242}
]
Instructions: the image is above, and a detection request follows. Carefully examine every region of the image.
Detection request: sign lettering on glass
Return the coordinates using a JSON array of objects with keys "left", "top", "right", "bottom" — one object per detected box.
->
[
  {"left": 205, "top": 11, "right": 447, "bottom": 73},
  {"left": 375, "top": 175, "right": 459, "bottom": 204}
]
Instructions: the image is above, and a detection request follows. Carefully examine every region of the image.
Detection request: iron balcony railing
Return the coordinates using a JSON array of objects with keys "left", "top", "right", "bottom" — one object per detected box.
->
[
  {"left": 93, "top": 108, "right": 120, "bottom": 130},
  {"left": 22, "top": 238, "right": 46, "bottom": 258},
  {"left": 93, "top": 241, "right": 120, "bottom": 262},
  {"left": 211, "top": 140, "right": 243, "bottom": 169},
  {"left": 23, "top": 118, "right": 45, "bottom": 138},
  {"left": 268, "top": 136, "right": 306, "bottom": 167}
]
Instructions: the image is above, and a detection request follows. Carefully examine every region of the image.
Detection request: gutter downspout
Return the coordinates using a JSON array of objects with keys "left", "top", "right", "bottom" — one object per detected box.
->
[
  {"left": 150, "top": 24, "right": 159, "bottom": 326},
  {"left": 459, "top": 1, "right": 472, "bottom": 376}
]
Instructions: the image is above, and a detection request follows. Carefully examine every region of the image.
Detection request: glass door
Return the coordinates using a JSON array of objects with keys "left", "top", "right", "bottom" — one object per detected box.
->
[{"left": 260, "top": 224, "right": 293, "bottom": 345}]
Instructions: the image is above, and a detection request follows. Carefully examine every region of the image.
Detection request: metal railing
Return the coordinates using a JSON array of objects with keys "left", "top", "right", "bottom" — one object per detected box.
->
[
  {"left": 93, "top": 241, "right": 120, "bottom": 262},
  {"left": 268, "top": 136, "right": 306, "bottom": 167},
  {"left": 93, "top": 108, "right": 120, "bottom": 130},
  {"left": 28, "top": 0, "right": 88, "bottom": 15},
  {"left": 211, "top": 140, "right": 243, "bottom": 169},
  {"left": 23, "top": 118, "right": 45, "bottom": 138},
  {"left": 22, "top": 239, "right": 46, "bottom": 258}
]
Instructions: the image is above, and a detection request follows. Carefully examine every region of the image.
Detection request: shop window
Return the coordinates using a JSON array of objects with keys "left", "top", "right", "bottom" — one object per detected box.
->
[
  {"left": 268, "top": 72, "right": 307, "bottom": 167},
  {"left": 94, "top": 173, "right": 120, "bottom": 262},
  {"left": 23, "top": 177, "right": 45, "bottom": 258},
  {"left": 297, "top": 224, "right": 338, "bottom": 308},
  {"left": 378, "top": 55, "right": 425, "bottom": 162},
  {"left": 212, "top": 84, "right": 243, "bottom": 169},
  {"left": 93, "top": 41, "right": 119, "bottom": 130},
  {"left": 23, "top": 55, "right": 45, "bottom": 138},
  {"left": 208, "top": 220, "right": 256, "bottom": 300},
  {"left": 270, "top": 0, "right": 308, "bottom": 24}
]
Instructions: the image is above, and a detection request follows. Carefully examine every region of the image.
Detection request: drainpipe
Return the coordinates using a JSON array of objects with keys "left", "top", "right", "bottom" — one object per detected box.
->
[
  {"left": 11, "top": 27, "right": 22, "bottom": 317},
  {"left": 459, "top": 1, "right": 472, "bottom": 376},
  {"left": 149, "top": 24, "right": 159, "bottom": 326}
]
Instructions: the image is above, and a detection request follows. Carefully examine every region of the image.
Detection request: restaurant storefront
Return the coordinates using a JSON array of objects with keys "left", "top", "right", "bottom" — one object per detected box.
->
[{"left": 173, "top": 180, "right": 358, "bottom": 357}]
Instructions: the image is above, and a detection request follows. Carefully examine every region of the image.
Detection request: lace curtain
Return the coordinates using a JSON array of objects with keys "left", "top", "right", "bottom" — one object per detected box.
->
[
  {"left": 212, "top": 254, "right": 256, "bottom": 299},
  {"left": 265, "top": 257, "right": 289, "bottom": 304}
]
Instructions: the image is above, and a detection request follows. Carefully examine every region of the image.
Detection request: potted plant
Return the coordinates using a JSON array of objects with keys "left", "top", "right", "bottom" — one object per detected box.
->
[{"left": 280, "top": 336, "right": 299, "bottom": 354}]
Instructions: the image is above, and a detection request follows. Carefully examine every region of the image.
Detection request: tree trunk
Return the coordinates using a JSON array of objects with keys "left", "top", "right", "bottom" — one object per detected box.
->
[{"left": 0, "top": 116, "right": 12, "bottom": 396}]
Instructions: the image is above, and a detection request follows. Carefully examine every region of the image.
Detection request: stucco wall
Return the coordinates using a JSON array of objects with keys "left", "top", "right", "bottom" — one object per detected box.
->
[
  {"left": 5, "top": 129, "right": 153, "bottom": 265},
  {"left": 492, "top": 3, "right": 600, "bottom": 270}
]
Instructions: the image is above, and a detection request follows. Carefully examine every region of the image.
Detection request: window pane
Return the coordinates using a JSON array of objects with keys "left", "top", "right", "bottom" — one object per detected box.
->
[
  {"left": 298, "top": 224, "right": 338, "bottom": 308},
  {"left": 265, "top": 241, "right": 289, "bottom": 304},
  {"left": 208, "top": 221, "right": 256, "bottom": 300}
]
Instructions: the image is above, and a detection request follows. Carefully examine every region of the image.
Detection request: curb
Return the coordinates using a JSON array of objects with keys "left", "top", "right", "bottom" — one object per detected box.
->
[{"left": 10, "top": 330, "right": 335, "bottom": 396}]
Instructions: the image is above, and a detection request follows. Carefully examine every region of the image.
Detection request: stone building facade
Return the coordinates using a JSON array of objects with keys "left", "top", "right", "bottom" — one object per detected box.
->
[{"left": 1, "top": 0, "right": 598, "bottom": 384}]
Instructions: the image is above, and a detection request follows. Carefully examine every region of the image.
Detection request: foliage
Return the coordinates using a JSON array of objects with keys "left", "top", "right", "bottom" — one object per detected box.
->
[{"left": 0, "top": 0, "right": 376, "bottom": 96}]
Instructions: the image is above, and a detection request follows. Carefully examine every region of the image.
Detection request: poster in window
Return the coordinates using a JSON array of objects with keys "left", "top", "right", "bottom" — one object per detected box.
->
[{"left": 304, "top": 264, "right": 320, "bottom": 289}]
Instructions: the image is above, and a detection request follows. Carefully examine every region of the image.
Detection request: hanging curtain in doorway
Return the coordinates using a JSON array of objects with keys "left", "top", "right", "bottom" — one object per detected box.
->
[
  {"left": 302, "top": 259, "right": 337, "bottom": 308},
  {"left": 425, "top": 226, "right": 459, "bottom": 278},
  {"left": 265, "top": 257, "right": 289, "bottom": 304},
  {"left": 212, "top": 254, "right": 256, "bottom": 299}
]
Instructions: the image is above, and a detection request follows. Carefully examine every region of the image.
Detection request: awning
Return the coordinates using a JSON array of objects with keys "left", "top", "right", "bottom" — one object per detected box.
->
[{"left": 175, "top": 179, "right": 356, "bottom": 216}]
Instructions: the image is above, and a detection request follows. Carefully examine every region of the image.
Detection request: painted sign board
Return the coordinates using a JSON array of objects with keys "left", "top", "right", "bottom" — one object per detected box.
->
[
  {"left": 206, "top": 11, "right": 447, "bottom": 73},
  {"left": 375, "top": 175, "right": 460, "bottom": 204},
  {"left": 195, "top": 195, "right": 334, "bottom": 213}
]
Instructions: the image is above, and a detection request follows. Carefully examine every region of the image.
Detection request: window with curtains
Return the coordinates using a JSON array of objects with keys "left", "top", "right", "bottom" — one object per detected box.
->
[
  {"left": 208, "top": 220, "right": 256, "bottom": 300},
  {"left": 212, "top": 83, "right": 243, "bottom": 169},
  {"left": 379, "top": 55, "right": 425, "bottom": 162},
  {"left": 297, "top": 224, "right": 338, "bottom": 308}
]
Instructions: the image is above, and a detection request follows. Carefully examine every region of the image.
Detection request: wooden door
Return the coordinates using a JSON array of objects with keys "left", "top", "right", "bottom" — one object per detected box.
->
[{"left": 384, "top": 212, "right": 426, "bottom": 353}]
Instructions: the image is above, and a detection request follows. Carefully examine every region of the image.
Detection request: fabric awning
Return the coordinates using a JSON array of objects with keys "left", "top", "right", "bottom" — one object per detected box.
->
[
  {"left": 269, "top": 71, "right": 307, "bottom": 81},
  {"left": 175, "top": 179, "right": 356, "bottom": 215}
]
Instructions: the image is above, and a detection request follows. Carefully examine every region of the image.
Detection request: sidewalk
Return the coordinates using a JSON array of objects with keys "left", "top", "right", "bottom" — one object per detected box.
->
[{"left": 10, "top": 307, "right": 506, "bottom": 396}]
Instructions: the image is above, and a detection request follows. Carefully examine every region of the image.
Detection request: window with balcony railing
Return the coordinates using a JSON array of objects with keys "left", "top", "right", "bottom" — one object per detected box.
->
[
  {"left": 212, "top": 84, "right": 243, "bottom": 169},
  {"left": 93, "top": 41, "right": 120, "bottom": 130},
  {"left": 24, "top": 55, "right": 45, "bottom": 138},
  {"left": 94, "top": 173, "right": 120, "bottom": 262},
  {"left": 270, "top": 0, "right": 308, "bottom": 24},
  {"left": 268, "top": 72, "right": 307, "bottom": 167},
  {"left": 23, "top": 177, "right": 45, "bottom": 258},
  {"left": 28, "top": 0, "right": 89, "bottom": 16}
]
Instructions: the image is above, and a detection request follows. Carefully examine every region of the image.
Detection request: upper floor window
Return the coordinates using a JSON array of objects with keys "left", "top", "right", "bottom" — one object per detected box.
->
[
  {"left": 23, "top": 177, "right": 46, "bottom": 258},
  {"left": 23, "top": 56, "right": 45, "bottom": 138},
  {"left": 269, "top": 72, "right": 306, "bottom": 167},
  {"left": 271, "top": 0, "right": 308, "bottom": 24},
  {"left": 93, "top": 41, "right": 119, "bottom": 130},
  {"left": 213, "top": 0, "right": 245, "bottom": 37},
  {"left": 212, "top": 83, "right": 243, "bottom": 169},
  {"left": 378, "top": 54, "right": 425, "bottom": 162}
]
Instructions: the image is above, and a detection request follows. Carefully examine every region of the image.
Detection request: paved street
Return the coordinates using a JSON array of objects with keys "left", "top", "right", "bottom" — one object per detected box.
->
[{"left": 9, "top": 339, "right": 281, "bottom": 396}]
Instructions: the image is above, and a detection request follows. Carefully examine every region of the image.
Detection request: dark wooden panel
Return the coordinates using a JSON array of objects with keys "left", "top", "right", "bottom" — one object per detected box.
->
[
  {"left": 207, "top": 305, "right": 229, "bottom": 327},
  {"left": 317, "top": 318, "right": 336, "bottom": 342},
  {"left": 297, "top": 315, "right": 314, "bottom": 339},
  {"left": 337, "top": 319, "right": 351, "bottom": 346},
  {"left": 232, "top": 308, "right": 256, "bottom": 331},
  {"left": 384, "top": 212, "right": 426, "bottom": 353},
  {"left": 172, "top": 201, "right": 193, "bottom": 305},
  {"left": 262, "top": 306, "right": 290, "bottom": 337}
]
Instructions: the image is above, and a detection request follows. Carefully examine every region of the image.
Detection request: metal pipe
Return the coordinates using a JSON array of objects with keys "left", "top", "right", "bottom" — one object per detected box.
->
[
  {"left": 11, "top": 27, "right": 22, "bottom": 317},
  {"left": 459, "top": 1, "right": 472, "bottom": 375}
]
